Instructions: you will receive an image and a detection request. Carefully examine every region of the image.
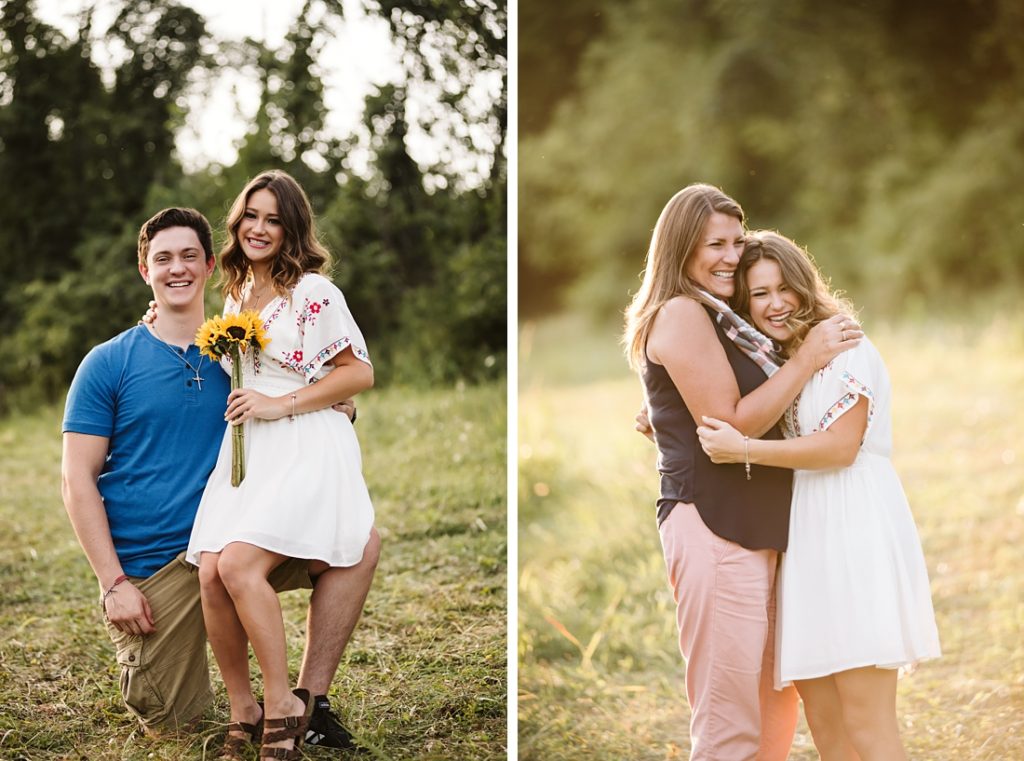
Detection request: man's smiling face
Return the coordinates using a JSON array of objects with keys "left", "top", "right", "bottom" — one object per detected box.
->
[{"left": 139, "top": 226, "right": 214, "bottom": 310}]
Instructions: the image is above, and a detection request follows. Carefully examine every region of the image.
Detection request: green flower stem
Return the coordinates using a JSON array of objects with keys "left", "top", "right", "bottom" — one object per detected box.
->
[{"left": 230, "top": 343, "right": 245, "bottom": 486}]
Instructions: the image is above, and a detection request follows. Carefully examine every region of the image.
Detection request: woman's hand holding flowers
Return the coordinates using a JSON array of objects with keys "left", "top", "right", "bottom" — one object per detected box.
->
[{"left": 225, "top": 387, "right": 288, "bottom": 424}]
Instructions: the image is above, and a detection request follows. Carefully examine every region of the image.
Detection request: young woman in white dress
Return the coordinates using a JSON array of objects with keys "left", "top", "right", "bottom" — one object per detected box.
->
[
  {"left": 697, "top": 231, "right": 941, "bottom": 761},
  {"left": 184, "top": 170, "right": 375, "bottom": 760}
]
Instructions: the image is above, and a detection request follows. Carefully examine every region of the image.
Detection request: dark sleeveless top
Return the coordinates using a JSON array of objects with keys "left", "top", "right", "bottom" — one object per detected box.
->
[{"left": 642, "top": 305, "right": 792, "bottom": 551}]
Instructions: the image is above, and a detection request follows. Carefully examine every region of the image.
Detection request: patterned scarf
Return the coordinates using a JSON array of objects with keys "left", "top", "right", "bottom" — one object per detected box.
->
[{"left": 698, "top": 289, "right": 784, "bottom": 378}]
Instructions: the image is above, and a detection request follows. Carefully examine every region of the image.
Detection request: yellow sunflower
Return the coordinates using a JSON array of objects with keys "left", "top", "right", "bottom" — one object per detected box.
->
[
  {"left": 247, "top": 317, "right": 269, "bottom": 352},
  {"left": 195, "top": 311, "right": 269, "bottom": 360},
  {"left": 195, "top": 315, "right": 228, "bottom": 360}
]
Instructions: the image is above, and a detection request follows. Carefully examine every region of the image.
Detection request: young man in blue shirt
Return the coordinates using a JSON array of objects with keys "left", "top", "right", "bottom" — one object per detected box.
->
[{"left": 61, "top": 207, "right": 378, "bottom": 747}]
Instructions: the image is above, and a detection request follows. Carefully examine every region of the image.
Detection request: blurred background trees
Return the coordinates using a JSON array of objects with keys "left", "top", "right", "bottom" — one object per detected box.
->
[
  {"left": 0, "top": 0, "right": 506, "bottom": 412},
  {"left": 519, "top": 0, "right": 1024, "bottom": 322}
]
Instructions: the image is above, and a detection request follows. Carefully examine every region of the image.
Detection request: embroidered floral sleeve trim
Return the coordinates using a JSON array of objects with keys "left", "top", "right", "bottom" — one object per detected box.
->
[
  {"left": 260, "top": 275, "right": 370, "bottom": 379},
  {"left": 287, "top": 337, "right": 370, "bottom": 380},
  {"left": 817, "top": 370, "right": 875, "bottom": 432}
]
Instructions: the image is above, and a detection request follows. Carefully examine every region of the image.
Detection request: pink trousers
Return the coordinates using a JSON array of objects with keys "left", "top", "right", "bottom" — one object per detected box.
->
[{"left": 659, "top": 503, "right": 799, "bottom": 761}]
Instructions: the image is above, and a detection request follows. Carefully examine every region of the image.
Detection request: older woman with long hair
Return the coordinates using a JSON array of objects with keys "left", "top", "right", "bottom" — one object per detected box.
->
[{"left": 623, "top": 183, "right": 860, "bottom": 759}]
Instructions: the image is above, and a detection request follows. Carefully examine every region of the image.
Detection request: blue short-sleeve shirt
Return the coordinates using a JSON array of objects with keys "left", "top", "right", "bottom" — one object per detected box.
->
[{"left": 63, "top": 325, "right": 230, "bottom": 577}]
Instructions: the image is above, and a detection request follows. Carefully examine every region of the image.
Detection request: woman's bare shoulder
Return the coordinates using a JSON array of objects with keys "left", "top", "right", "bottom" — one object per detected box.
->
[
  {"left": 648, "top": 296, "right": 716, "bottom": 364},
  {"left": 654, "top": 295, "right": 709, "bottom": 327}
]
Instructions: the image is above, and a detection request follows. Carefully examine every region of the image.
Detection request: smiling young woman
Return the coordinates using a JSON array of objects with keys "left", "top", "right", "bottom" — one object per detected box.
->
[
  {"left": 219, "top": 170, "right": 332, "bottom": 314},
  {"left": 184, "top": 169, "right": 376, "bottom": 760},
  {"left": 743, "top": 259, "right": 802, "bottom": 343},
  {"left": 237, "top": 188, "right": 286, "bottom": 292},
  {"left": 697, "top": 230, "right": 941, "bottom": 761}
]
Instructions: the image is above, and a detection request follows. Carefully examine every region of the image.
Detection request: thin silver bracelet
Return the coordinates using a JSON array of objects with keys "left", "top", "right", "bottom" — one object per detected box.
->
[{"left": 743, "top": 436, "right": 751, "bottom": 480}]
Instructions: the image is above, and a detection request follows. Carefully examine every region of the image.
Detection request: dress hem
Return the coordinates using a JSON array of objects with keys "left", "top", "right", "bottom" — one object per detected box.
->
[
  {"left": 185, "top": 535, "right": 370, "bottom": 570},
  {"left": 775, "top": 651, "right": 941, "bottom": 690}
]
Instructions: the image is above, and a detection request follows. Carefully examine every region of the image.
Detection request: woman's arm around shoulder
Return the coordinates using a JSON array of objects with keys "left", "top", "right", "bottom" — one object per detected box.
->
[{"left": 648, "top": 297, "right": 827, "bottom": 438}]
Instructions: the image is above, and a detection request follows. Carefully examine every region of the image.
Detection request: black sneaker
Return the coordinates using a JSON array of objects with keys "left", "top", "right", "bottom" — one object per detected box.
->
[{"left": 305, "top": 694, "right": 360, "bottom": 750}]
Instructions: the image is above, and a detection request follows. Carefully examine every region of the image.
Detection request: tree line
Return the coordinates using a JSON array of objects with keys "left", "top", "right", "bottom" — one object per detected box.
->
[
  {"left": 519, "top": 0, "right": 1024, "bottom": 321},
  {"left": 0, "top": 0, "right": 506, "bottom": 413}
]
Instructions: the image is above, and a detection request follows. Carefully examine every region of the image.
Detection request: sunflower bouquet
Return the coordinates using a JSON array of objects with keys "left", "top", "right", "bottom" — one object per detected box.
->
[{"left": 196, "top": 311, "right": 269, "bottom": 486}]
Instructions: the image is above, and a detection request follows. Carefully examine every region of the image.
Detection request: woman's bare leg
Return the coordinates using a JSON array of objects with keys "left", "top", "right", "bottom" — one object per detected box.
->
[
  {"left": 833, "top": 667, "right": 906, "bottom": 761},
  {"left": 795, "top": 676, "right": 861, "bottom": 761},
  {"left": 218, "top": 542, "right": 306, "bottom": 753},
  {"left": 198, "top": 552, "right": 262, "bottom": 735}
]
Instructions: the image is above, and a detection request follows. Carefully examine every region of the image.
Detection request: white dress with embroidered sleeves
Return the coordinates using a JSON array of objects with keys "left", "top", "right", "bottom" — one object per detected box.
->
[
  {"left": 774, "top": 337, "right": 941, "bottom": 689},
  {"left": 186, "top": 273, "right": 373, "bottom": 568}
]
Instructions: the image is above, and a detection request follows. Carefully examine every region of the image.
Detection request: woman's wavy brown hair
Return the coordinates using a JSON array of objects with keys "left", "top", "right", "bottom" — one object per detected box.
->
[
  {"left": 734, "top": 230, "right": 855, "bottom": 355},
  {"left": 219, "top": 170, "right": 332, "bottom": 302},
  {"left": 623, "top": 183, "right": 745, "bottom": 370}
]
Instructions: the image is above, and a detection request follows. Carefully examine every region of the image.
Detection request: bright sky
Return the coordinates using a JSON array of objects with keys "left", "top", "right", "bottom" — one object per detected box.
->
[{"left": 33, "top": 0, "right": 494, "bottom": 183}]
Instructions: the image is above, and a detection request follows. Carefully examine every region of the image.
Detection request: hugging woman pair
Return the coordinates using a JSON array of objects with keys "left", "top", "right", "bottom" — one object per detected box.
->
[{"left": 624, "top": 184, "right": 941, "bottom": 761}]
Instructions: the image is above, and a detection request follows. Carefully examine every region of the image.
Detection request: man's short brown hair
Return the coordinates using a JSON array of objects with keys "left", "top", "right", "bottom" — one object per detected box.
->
[{"left": 137, "top": 207, "right": 214, "bottom": 267}]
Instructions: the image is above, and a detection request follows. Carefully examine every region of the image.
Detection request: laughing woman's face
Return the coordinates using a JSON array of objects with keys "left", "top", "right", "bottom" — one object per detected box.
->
[
  {"left": 684, "top": 212, "right": 745, "bottom": 299},
  {"left": 744, "top": 258, "right": 802, "bottom": 346}
]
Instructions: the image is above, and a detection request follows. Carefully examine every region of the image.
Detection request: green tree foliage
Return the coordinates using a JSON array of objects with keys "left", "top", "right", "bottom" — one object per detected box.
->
[
  {"left": 0, "top": 0, "right": 113, "bottom": 286},
  {"left": 519, "top": 0, "right": 1024, "bottom": 319},
  {"left": 323, "top": 84, "right": 505, "bottom": 384},
  {"left": 370, "top": 0, "right": 507, "bottom": 189},
  {"left": 0, "top": 0, "right": 505, "bottom": 413},
  {"left": 518, "top": 1, "right": 603, "bottom": 135},
  {"left": 0, "top": 0, "right": 208, "bottom": 408}
]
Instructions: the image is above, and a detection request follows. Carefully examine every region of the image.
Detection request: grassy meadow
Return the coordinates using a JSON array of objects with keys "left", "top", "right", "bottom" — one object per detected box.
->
[
  {"left": 0, "top": 382, "right": 506, "bottom": 760},
  {"left": 518, "top": 313, "right": 1024, "bottom": 760}
]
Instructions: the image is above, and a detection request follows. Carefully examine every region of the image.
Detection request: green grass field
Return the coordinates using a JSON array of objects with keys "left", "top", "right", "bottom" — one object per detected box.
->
[
  {"left": 519, "top": 314, "right": 1024, "bottom": 760},
  {"left": 0, "top": 382, "right": 507, "bottom": 760}
]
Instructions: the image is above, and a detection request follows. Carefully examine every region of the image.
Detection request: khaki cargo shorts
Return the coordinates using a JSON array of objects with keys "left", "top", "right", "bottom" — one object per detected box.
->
[{"left": 104, "top": 551, "right": 312, "bottom": 731}]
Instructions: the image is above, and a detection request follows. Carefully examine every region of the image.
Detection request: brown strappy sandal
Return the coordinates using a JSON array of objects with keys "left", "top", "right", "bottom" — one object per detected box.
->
[
  {"left": 218, "top": 704, "right": 264, "bottom": 760},
  {"left": 260, "top": 688, "right": 314, "bottom": 760}
]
